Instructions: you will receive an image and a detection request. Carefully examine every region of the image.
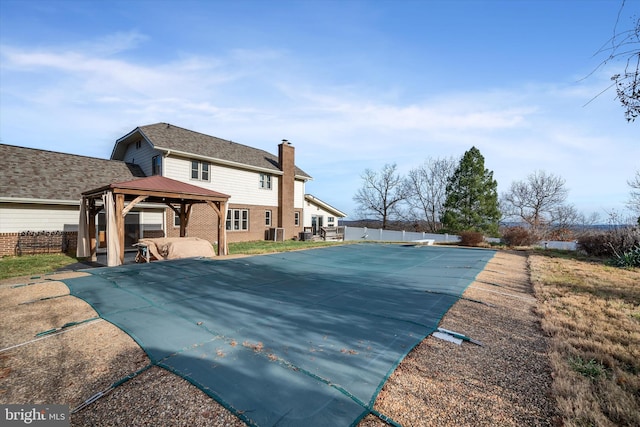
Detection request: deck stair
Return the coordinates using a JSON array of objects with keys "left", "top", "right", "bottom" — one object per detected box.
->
[{"left": 320, "top": 226, "right": 344, "bottom": 241}]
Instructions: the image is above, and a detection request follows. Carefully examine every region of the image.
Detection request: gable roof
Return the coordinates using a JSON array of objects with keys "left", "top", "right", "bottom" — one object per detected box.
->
[
  {"left": 112, "top": 123, "right": 312, "bottom": 179},
  {"left": 84, "top": 175, "right": 230, "bottom": 200},
  {"left": 0, "top": 144, "right": 145, "bottom": 202},
  {"left": 304, "top": 194, "right": 348, "bottom": 218}
]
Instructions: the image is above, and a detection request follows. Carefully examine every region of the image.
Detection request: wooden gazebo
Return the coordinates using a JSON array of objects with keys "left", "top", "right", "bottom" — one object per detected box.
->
[{"left": 77, "top": 176, "right": 230, "bottom": 265}]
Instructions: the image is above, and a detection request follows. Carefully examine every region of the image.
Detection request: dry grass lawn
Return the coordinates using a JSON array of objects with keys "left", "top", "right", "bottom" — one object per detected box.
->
[{"left": 530, "top": 253, "right": 640, "bottom": 427}]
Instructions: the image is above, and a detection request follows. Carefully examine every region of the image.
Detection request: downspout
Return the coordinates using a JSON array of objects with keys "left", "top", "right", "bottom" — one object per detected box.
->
[{"left": 163, "top": 150, "right": 172, "bottom": 175}]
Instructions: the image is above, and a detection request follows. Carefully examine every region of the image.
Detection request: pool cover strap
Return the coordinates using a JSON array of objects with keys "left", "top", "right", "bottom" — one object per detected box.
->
[
  {"left": 72, "top": 364, "right": 153, "bottom": 414},
  {"left": 35, "top": 317, "right": 100, "bottom": 337},
  {"left": 63, "top": 244, "right": 494, "bottom": 426}
]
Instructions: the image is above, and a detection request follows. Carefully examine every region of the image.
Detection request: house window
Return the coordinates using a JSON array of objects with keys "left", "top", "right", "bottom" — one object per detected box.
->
[
  {"left": 191, "top": 160, "right": 210, "bottom": 181},
  {"left": 152, "top": 155, "right": 162, "bottom": 175},
  {"left": 201, "top": 162, "right": 209, "bottom": 181},
  {"left": 174, "top": 211, "right": 180, "bottom": 227},
  {"left": 265, "top": 210, "right": 272, "bottom": 226},
  {"left": 226, "top": 209, "right": 249, "bottom": 231},
  {"left": 328, "top": 216, "right": 335, "bottom": 226},
  {"left": 259, "top": 173, "right": 272, "bottom": 189},
  {"left": 294, "top": 212, "right": 300, "bottom": 226},
  {"left": 136, "top": 140, "right": 141, "bottom": 149},
  {"left": 191, "top": 161, "right": 199, "bottom": 179}
]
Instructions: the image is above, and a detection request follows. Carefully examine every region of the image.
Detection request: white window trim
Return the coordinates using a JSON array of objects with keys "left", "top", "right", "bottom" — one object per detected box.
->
[
  {"left": 259, "top": 173, "right": 272, "bottom": 189},
  {"left": 191, "top": 160, "right": 210, "bottom": 182},
  {"left": 226, "top": 209, "right": 249, "bottom": 231}
]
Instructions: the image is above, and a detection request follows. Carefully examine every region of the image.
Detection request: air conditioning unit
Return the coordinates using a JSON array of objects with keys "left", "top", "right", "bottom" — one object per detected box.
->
[{"left": 269, "top": 227, "right": 285, "bottom": 242}]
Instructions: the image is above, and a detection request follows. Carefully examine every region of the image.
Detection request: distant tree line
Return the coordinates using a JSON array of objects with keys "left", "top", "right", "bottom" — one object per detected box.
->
[
  {"left": 354, "top": 146, "right": 502, "bottom": 236},
  {"left": 353, "top": 146, "right": 639, "bottom": 243}
]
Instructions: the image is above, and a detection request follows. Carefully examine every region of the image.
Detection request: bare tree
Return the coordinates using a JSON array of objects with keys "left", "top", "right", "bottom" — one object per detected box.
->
[
  {"left": 405, "top": 157, "right": 457, "bottom": 232},
  {"left": 548, "top": 203, "right": 583, "bottom": 240},
  {"left": 592, "top": 0, "right": 639, "bottom": 122},
  {"left": 628, "top": 170, "right": 640, "bottom": 220},
  {"left": 353, "top": 163, "right": 408, "bottom": 229},
  {"left": 500, "top": 170, "right": 569, "bottom": 238}
]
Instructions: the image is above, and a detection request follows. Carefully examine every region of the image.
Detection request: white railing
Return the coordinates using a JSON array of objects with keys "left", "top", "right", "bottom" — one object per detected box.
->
[
  {"left": 343, "top": 226, "right": 459, "bottom": 243},
  {"left": 342, "top": 225, "right": 577, "bottom": 250}
]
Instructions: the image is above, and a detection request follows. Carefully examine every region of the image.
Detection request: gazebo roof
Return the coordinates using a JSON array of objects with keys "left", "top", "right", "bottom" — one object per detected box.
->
[{"left": 82, "top": 175, "right": 230, "bottom": 202}]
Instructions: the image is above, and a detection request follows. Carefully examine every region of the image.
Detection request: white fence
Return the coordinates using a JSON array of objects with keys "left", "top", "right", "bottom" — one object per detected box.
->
[
  {"left": 342, "top": 225, "right": 577, "bottom": 250},
  {"left": 343, "top": 226, "right": 459, "bottom": 243},
  {"left": 538, "top": 241, "right": 578, "bottom": 250}
]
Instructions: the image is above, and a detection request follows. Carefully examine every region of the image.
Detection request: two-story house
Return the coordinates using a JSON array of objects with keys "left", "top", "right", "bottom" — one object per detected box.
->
[
  {"left": 111, "top": 123, "right": 314, "bottom": 244},
  {"left": 0, "top": 123, "right": 346, "bottom": 257}
]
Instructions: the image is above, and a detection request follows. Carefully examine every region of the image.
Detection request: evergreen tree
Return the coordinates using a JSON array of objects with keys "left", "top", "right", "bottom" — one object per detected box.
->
[{"left": 442, "top": 146, "right": 500, "bottom": 235}]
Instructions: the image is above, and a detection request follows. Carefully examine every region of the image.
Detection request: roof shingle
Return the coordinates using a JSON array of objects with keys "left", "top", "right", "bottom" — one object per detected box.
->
[
  {"left": 0, "top": 144, "right": 145, "bottom": 201},
  {"left": 125, "top": 123, "right": 311, "bottom": 179}
]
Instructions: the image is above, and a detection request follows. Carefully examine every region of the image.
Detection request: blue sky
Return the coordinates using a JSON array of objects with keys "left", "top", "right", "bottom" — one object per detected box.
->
[{"left": 1, "top": 0, "right": 638, "bottom": 220}]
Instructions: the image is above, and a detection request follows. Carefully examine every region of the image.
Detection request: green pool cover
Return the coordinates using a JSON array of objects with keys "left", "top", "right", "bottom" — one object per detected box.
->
[{"left": 63, "top": 244, "right": 495, "bottom": 426}]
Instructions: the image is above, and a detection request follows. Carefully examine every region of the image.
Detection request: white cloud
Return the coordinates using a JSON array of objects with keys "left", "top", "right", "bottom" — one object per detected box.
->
[
  {"left": 82, "top": 31, "right": 150, "bottom": 56},
  {"left": 1, "top": 46, "right": 240, "bottom": 103},
  {"left": 1, "top": 33, "right": 637, "bottom": 218}
]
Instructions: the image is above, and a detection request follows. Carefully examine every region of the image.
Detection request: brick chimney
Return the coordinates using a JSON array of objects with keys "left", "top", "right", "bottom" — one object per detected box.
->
[{"left": 278, "top": 140, "right": 295, "bottom": 236}]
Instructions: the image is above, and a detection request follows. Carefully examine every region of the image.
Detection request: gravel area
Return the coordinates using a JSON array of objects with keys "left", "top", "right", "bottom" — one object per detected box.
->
[
  {"left": 359, "top": 250, "right": 558, "bottom": 426},
  {"left": 71, "top": 367, "right": 245, "bottom": 427},
  {"left": 0, "top": 249, "right": 557, "bottom": 426}
]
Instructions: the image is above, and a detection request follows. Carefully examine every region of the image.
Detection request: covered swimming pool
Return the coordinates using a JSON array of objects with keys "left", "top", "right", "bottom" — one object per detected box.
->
[{"left": 64, "top": 244, "right": 495, "bottom": 426}]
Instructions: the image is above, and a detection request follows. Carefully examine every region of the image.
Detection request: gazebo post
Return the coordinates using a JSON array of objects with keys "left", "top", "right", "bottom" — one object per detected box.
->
[
  {"left": 206, "top": 200, "right": 227, "bottom": 256},
  {"left": 88, "top": 198, "right": 97, "bottom": 261},
  {"left": 179, "top": 202, "right": 187, "bottom": 237},
  {"left": 220, "top": 200, "right": 228, "bottom": 256},
  {"left": 115, "top": 193, "right": 125, "bottom": 264}
]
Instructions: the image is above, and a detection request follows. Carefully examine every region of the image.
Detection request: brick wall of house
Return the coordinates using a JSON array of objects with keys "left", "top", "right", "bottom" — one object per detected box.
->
[
  {"left": 142, "top": 229, "right": 165, "bottom": 239},
  {"left": 163, "top": 204, "right": 303, "bottom": 244},
  {"left": 0, "top": 229, "right": 165, "bottom": 258},
  {"left": 0, "top": 233, "right": 18, "bottom": 257},
  {"left": 224, "top": 204, "right": 301, "bottom": 242},
  {"left": 0, "top": 202, "right": 305, "bottom": 257},
  {"left": 165, "top": 204, "right": 220, "bottom": 242},
  {"left": 0, "top": 231, "right": 78, "bottom": 257},
  {"left": 230, "top": 204, "right": 278, "bottom": 242}
]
